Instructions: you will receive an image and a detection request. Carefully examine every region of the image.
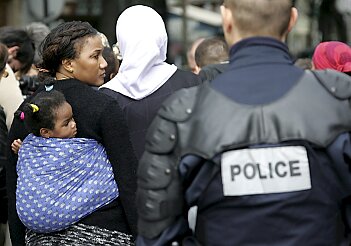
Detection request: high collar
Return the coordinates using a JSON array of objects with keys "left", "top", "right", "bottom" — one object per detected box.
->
[{"left": 229, "top": 37, "right": 293, "bottom": 69}]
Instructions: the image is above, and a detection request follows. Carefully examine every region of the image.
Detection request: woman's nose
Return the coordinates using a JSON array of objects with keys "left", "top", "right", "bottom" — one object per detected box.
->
[{"left": 100, "top": 57, "right": 107, "bottom": 69}]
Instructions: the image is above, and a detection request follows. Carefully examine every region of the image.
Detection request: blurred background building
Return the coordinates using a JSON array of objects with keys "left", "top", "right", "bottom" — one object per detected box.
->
[{"left": 0, "top": 0, "right": 350, "bottom": 68}]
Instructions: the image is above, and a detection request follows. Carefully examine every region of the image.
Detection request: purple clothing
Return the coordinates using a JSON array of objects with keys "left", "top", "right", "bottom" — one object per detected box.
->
[{"left": 16, "top": 134, "right": 118, "bottom": 233}]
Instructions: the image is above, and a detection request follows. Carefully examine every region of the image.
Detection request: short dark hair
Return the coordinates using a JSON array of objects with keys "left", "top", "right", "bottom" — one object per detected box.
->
[
  {"left": 223, "top": 0, "right": 293, "bottom": 38},
  {"left": 0, "top": 27, "right": 35, "bottom": 73},
  {"left": 195, "top": 37, "right": 229, "bottom": 68},
  {"left": 21, "top": 90, "right": 67, "bottom": 136}
]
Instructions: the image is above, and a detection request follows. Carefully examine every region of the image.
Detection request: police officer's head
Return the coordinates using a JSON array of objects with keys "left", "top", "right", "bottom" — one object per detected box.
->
[{"left": 220, "top": 0, "right": 298, "bottom": 46}]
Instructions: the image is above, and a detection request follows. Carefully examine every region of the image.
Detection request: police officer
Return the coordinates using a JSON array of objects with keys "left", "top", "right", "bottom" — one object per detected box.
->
[{"left": 136, "top": 0, "right": 351, "bottom": 245}]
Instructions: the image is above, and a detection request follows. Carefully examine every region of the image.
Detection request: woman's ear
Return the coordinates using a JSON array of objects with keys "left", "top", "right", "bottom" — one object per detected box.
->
[
  {"left": 62, "top": 59, "right": 74, "bottom": 73},
  {"left": 40, "top": 128, "right": 51, "bottom": 138}
]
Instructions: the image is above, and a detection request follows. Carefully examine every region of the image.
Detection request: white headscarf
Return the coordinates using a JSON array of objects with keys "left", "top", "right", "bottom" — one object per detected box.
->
[{"left": 100, "top": 5, "right": 177, "bottom": 100}]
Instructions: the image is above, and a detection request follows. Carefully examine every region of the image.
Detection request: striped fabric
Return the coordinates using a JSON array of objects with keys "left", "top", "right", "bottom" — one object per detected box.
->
[{"left": 25, "top": 223, "right": 134, "bottom": 246}]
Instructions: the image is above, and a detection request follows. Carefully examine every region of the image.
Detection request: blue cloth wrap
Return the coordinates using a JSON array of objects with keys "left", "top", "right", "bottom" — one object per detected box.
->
[{"left": 16, "top": 134, "right": 119, "bottom": 233}]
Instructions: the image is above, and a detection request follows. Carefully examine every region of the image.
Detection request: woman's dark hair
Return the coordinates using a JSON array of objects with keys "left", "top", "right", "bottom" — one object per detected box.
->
[
  {"left": 21, "top": 90, "right": 67, "bottom": 136},
  {"left": 38, "top": 21, "right": 98, "bottom": 85},
  {"left": 0, "top": 43, "right": 8, "bottom": 73}
]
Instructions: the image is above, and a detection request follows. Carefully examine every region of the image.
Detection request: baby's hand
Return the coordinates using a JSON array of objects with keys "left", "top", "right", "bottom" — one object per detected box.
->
[{"left": 11, "top": 139, "right": 22, "bottom": 154}]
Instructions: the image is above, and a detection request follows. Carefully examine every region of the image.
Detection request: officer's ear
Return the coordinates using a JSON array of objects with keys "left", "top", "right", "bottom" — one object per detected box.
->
[
  {"left": 220, "top": 5, "right": 234, "bottom": 45},
  {"left": 287, "top": 7, "right": 298, "bottom": 33},
  {"left": 194, "top": 65, "right": 201, "bottom": 75}
]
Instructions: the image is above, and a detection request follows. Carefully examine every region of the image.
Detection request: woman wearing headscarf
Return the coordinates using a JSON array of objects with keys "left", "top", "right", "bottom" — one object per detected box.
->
[
  {"left": 312, "top": 41, "right": 351, "bottom": 75},
  {"left": 100, "top": 5, "right": 202, "bottom": 160}
]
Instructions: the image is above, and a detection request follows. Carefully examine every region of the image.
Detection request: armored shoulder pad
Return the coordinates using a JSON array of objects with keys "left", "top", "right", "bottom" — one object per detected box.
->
[
  {"left": 137, "top": 86, "right": 201, "bottom": 239},
  {"left": 145, "top": 115, "right": 177, "bottom": 154},
  {"left": 144, "top": 86, "right": 199, "bottom": 154},
  {"left": 158, "top": 86, "right": 199, "bottom": 122},
  {"left": 312, "top": 69, "right": 351, "bottom": 99}
]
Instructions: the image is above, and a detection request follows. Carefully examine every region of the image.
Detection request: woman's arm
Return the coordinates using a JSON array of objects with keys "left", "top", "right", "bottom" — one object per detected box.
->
[{"left": 99, "top": 101, "right": 138, "bottom": 237}]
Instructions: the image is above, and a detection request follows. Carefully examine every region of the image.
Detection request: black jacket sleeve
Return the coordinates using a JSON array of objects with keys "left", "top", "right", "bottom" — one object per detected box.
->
[{"left": 99, "top": 100, "right": 138, "bottom": 237}]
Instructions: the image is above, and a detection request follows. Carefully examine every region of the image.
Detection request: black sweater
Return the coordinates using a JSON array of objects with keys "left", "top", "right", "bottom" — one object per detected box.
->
[
  {"left": 100, "top": 69, "right": 202, "bottom": 160},
  {"left": 6, "top": 79, "right": 138, "bottom": 245}
]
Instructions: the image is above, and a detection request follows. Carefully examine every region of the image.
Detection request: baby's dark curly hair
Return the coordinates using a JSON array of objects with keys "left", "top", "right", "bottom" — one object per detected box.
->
[{"left": 21, "top": 90, "right": 67, "bottom": 136}]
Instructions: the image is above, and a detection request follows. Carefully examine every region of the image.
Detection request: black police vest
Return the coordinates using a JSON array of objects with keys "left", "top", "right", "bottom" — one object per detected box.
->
[{"left": 137, "top": 70, "right": 351, "bottom": 239}]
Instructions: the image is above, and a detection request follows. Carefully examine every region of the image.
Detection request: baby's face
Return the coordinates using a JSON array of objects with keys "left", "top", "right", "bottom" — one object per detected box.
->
[{"left": 50, "top": 102, "right": 77, "bottom": 138}]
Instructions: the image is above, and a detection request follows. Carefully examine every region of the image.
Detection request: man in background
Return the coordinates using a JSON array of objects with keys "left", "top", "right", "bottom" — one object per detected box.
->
[{"left": 194, "top": 36, "right": 229, "bottom": 81}]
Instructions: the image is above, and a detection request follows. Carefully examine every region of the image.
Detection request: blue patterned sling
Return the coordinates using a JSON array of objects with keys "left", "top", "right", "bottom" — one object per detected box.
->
[{"left": 16, "top": 134, "right": 119, "bottom": 233}]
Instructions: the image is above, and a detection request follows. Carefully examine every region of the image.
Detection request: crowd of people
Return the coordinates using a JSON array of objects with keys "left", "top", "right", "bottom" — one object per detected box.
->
[{"left": 0, "top": 0, "right": 351, "bottom": 245}]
